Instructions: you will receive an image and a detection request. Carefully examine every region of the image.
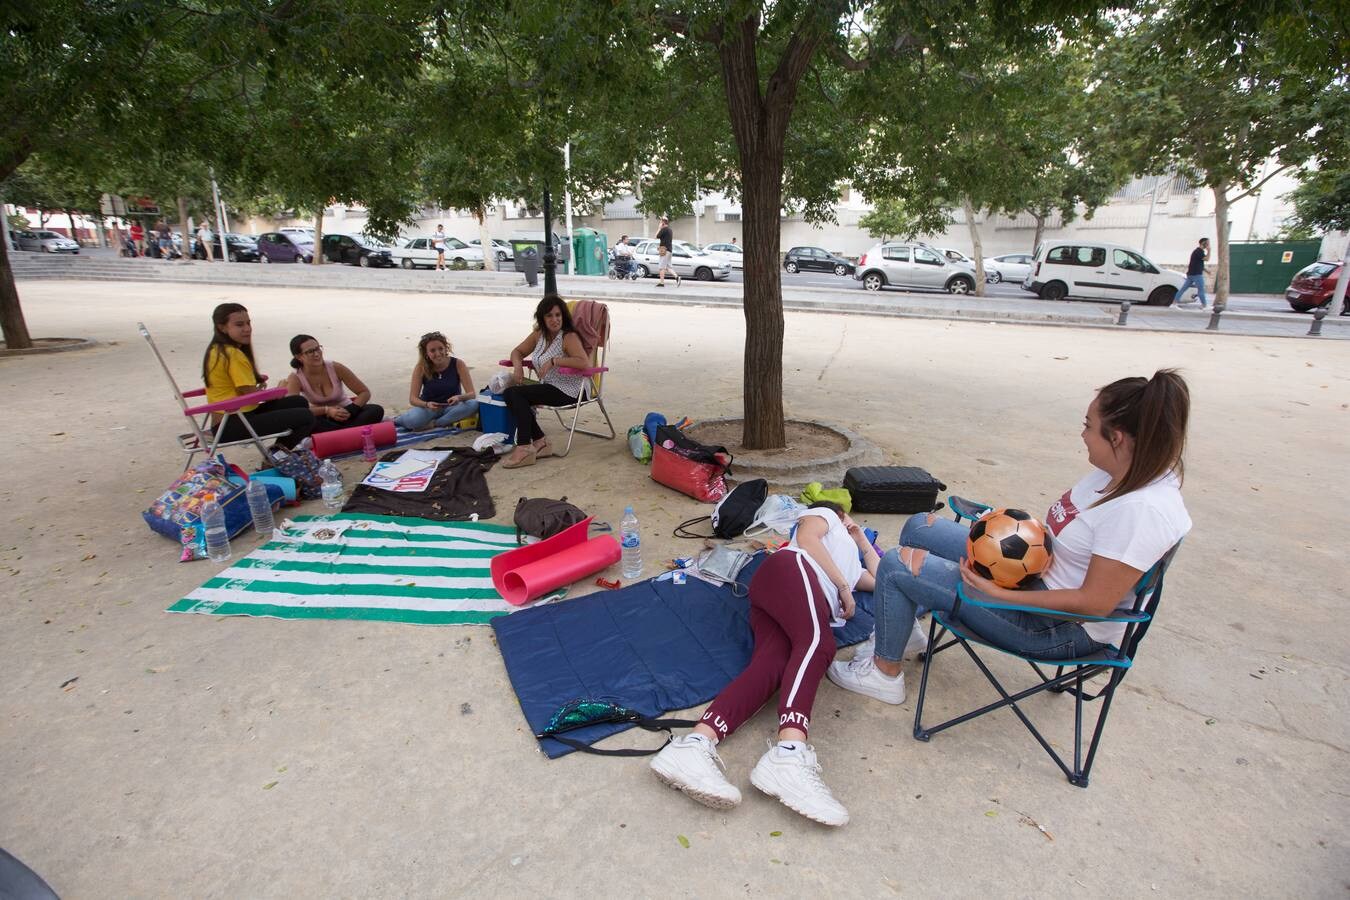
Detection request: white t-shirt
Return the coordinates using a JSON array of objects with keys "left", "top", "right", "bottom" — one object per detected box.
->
[
  {"left": 432, "top": 232, "right": 446, "bottom": 250},
  {"left": 788, "top": 507, "right": 863, "bottom": 625},
  {"left": 1042, "top": 468, "right": 1191, "bottom": 646},
  {"left": 613, "top": 242, "right": 634, "bottom": 258}
]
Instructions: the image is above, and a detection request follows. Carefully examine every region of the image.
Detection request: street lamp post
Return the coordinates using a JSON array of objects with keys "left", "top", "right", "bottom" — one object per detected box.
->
[{"left": 542, "top": 184, "right": 557, "bottom": 296}]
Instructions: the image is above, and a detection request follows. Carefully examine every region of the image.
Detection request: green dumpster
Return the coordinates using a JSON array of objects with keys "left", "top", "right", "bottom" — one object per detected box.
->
[
  {"left": 571, "top": 227, "right": 608, "bottom": 276},
  {"left": 1228, "top": 240, "right": 1323, "bottom": 294}
]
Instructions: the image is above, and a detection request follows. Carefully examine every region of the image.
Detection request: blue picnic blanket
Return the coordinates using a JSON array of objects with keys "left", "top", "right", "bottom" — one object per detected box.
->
[{"left": 492, "top": 552, "right": 875, "bottom": 758}]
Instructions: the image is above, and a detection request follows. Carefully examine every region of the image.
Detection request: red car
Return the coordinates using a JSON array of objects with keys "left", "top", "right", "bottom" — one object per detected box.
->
[{"left": 1285, "top": 260, "right": 1343, "bottom": 312}]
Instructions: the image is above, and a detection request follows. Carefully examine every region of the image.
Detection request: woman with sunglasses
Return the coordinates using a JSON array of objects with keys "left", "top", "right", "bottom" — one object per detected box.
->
[
  {"left": 500, "top": 295, "right": 591, "bottom": 468},
  {"left": 392, "top": 331, "right": 479, "bottom": 431},
  {"left": 284, "top": 335, "right": 385, "bottom": 433}
]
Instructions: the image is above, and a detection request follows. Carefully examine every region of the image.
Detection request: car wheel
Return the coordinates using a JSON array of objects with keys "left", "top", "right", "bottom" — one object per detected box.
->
[
  {"left": 833, "top": 263, "right": 848, "bottom": 276},
  {"left": 228, "top": 251, "right": 239, "bottom": 263},
  {"left": 1148, "top": 286, "right": 1176, "bottom": 306},
  {"left": 359, "top": 255, "right": 371, "bottom": 268},
  {"left": 259, "top": 254, "right": 270, "bottom": 264},
  {"left": 785, "top": 261, "right": 799, "bottom": 274},
  {"left": 400, "top": 258, "right": 414, "bottom": 269},
  {"left": 1040, "top": 280, "right": 1067, "bottom": 301},
  {"left": 947, "top": 276, "right": 974, "bottom": 295},
  {"left": 496, "top": 250, "right": 508, "bottom": 261},
  {"left": 695, "top": 266, "right": 713, "bottom": 281},
  {"left": 451, "top": 257, "right": 467, "bottom": 270},
  {"left": 862, "top": 272, "right": 885, "bottom": 291},
  {"left": 987, "top": 270, "right": 1002, "bottom": 283},
  {"left": 638, "top": 264, "right": 650, "bottom": 278}
]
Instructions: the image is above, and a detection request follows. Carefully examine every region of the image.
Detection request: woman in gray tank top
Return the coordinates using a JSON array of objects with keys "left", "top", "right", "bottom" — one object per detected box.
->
[{"left": 500, "top": 296, "right": 592, "bottom": 468}]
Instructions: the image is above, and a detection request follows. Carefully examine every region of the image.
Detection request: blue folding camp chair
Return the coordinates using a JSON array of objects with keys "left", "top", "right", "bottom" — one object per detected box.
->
[{"left": 911, "top": 495, "right": 1181, "bottom": 787}]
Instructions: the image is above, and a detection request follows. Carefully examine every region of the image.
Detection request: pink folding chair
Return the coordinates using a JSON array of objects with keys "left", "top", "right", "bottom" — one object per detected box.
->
[{"left": 139, "top": 322, "right": 292, "bottom": 467}]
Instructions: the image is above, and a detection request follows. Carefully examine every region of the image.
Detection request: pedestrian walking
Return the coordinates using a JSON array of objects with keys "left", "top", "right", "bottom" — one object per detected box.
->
[
  {"left": 433, "top": 225, "right": 447, "bottom": 271},
  {"left": 197, "top": 221, "right": 213, "bottom": 261},
  {"left": 656, "top": 215, "right": 680, "bottom": 287},
  {"left": 129, "top": 221, "right": 144, "bottom": 256},
  {"left": 155, "top": 219, "right": 172, "bottom": 261},
  {"left": 1175, "top": 237, "right": 1209, "bottom": 308}
]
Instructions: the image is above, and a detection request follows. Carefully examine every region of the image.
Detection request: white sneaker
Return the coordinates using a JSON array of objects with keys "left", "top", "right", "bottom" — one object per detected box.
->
[
  {"left": 827, "top": 655, "right": 906, "bottom": 705},
  {"left": 650, "top": 734, "right": 742, "bottom": 809},
  {"left": 750, "top": 742, "right": 849, "bottom": 826},
  {"left": 850, "top": 620, "right": 927, "bottom": 662}
]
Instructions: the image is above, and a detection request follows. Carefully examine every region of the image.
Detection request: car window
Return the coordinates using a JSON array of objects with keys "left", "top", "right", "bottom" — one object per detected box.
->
[
  {"left": 1048, "top": 245, "right": 1105, "bottom": 266},
  {"left": 1112, "top": 249, "right": 1155, "bottom": 272},
  {"left": 913, "top": 247, "right": 942, "bottom": 266},
  {"left": 883, "top": 246, "right": 910, "bottom": 262},
  {"left": 447, "top": 238, "right": 467, "bottom": 249}
]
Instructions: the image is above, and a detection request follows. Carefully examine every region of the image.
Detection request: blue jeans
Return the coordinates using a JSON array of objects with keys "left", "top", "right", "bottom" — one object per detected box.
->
[
  {"left": 1175, "top": 273, "right": 1208, "bottom": 307},
  {"left": 873, "top": 515, "right": 1105, "bottom": 662},
  {"left": 394, "top": 398, "right": 479, "bottom": 431}
]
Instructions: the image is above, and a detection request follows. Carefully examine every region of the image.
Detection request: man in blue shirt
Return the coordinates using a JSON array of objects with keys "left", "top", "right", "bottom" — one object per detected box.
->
[{"left": 1175, "top": 237, "right": 1210, "bottom": 308}]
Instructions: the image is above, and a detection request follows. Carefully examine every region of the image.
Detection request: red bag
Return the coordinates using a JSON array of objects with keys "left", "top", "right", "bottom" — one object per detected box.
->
[{"left": 650, "top": 427, "right": 733, "bottom": 503}]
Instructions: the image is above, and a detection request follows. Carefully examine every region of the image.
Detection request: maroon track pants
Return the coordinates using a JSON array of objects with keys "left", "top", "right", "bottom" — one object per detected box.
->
[{"left": 700, "top": 549, "right": 837, "bottom": 741}]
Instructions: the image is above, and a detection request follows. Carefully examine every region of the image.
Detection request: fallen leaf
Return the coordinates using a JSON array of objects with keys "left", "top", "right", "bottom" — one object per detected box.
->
[
  {"left": 81, "top": 554, "right": 96, "bottom": 561},
  {"left": 985, "top": 810, "right": 998, "bottom": 817},
  {"left": 769, "top": 831, "right": 782, "bottom": 837},
  {"left": 262, "top": 781, "right": 278, "bottom": 790},
  {"left": 676, "top": 834, "right": 690, "bottom": 848},
  {"left": 59, "top": 676, "right": 79, "bottom": 690}
]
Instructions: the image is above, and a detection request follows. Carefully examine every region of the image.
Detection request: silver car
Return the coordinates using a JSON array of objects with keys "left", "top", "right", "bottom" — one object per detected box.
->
[
  {"left": 854, "top": 242, "right": 978, "bottom": 294},
  {"left": 983, "top": 252, "right": 1035, "bottom": 284},
  {"left": 16, "top": 229, "right": 80, "bottom": 253},
  {"left": 631, "top": 239, "right": 732, "bottom": 281}
]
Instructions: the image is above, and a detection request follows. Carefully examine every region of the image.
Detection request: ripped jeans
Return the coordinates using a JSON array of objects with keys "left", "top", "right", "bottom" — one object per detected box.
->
[{"left": 873, "top": 514, "right": 1105, "bottom": 663}]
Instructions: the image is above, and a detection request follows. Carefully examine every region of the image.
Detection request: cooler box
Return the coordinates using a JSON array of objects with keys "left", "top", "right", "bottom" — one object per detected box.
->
[
  {"left": 478, "top": 390, "right": 517, "bottom": 443},
  {"left": 843, "top": 466, "right": 946, "bottom": 514}
]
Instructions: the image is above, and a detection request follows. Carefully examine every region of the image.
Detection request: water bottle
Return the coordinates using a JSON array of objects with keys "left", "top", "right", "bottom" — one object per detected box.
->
[
  {"left": 245, "top": 478, "right": 275, "bottom": 540},
  {"left": 200, "top": 492, "right": 231, "bottom": 562},
  {"left": 320, "top": 459, "right": 344, "bottom": 510},
  {"left": 361, "top": 425, "right": 377, "bottom": 463},
  {"left": 620, "top": 506, "right": 642, "bottom": 579}
]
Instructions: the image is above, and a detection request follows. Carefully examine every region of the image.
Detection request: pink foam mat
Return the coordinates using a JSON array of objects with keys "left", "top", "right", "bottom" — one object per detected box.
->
[{"left": 491, "top": 517, "right": 621, "bottom": 606}]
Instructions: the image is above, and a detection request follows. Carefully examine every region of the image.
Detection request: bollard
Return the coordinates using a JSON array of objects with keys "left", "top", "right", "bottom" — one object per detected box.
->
[
  {"left": 1205, "top": 306, "right": 1222, "bottom": 331},
  {"left": 1307, "top": 307, "right": 1328, "bottom": 337},
  {"left": 1116, "top": 301, "right": 1131, "bottom": 326}
]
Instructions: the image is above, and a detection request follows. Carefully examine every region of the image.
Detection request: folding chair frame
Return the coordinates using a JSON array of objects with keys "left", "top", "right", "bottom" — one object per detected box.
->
[
  {"left": 138, "top": 322, "right": 292, "bottom": 468},
  {"left": 911, "top": 495, "right": 1180, "bottom": 788}
]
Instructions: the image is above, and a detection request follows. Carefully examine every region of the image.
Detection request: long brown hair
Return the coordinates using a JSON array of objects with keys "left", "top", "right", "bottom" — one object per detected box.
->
[
  {"left": 201, "top": 302, "right": 258, "bottom": 384},
  {"left": 416, "top": 331, "right": 451, "bottom": 374},
  {"left": 1092, "top": 368, "right": 1189, "bottom": 506}
]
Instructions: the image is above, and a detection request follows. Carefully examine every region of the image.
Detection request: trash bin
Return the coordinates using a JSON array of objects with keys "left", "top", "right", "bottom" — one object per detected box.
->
[
  {"left": 571, "top": 228, "right": 608, "bottom": 276},
  {"left": 515, "top": 244, "right": 541, "bottom": 286}
]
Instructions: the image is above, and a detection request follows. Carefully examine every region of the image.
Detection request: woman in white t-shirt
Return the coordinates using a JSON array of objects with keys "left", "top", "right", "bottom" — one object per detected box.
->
[
  {"left": 830, "top": 369, "right": 1191, "bottom": 706},
  {"left": 649, "top": 502, "right": 878, "bottom": 827}
]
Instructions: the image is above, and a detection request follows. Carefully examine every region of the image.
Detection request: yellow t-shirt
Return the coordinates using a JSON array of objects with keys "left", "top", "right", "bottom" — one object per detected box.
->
[{"left": 204, "top": 345, "right": 261, "bottom": 412}]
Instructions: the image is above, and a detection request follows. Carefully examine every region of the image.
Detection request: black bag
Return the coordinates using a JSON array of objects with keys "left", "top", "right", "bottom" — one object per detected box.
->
[
  {"left": 843, "top": 466, "right": 947, "bottom": 514},
  {"left": 536, "top": 698, "right": 699, "bottom": 757},
  {"left": 514, "top": 496, "right": 587, "bottom": 543},
  {"left": 674, "top": 478, "right": 768, "bottom": 539},
  {"left": 654, "top": 425, "right": 733, "bottom": 472}
]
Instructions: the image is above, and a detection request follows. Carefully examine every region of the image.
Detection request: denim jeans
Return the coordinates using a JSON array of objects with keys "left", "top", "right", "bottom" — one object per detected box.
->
[
  {"left": 873, "top": 515, "right": 1105, "bottom": 662},
  {"left": 1175, "top": 273, "right": 1208, "bottom": 307},
  {"left": 393, "top": 398, "right": 479, "bottom": 431}
]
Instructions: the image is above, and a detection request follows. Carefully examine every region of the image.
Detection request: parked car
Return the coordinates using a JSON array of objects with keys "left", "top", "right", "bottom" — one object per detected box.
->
[
  {"left": 468, "top": 237, "right": 514, "bottom": 262},
  {"left": 322, "top": 233, "right": 395, "bottom": 267},
  {"left": 1022, "top": 241, "right": 1183, "bottom": 305},
  {"left": 193, "top": 232, "right": 259, "bottom": 262},
  {"left": 629, "top": 239, "right": 733, "bottom": 281},
  {"left": 983, "top": 252, "right": 1036, "bottom": 284},
  {"left": 256, "top": 231, "right": 314, "bottom": 264},
  {"left": 703, "top": 242, "right": 744, "bottom": 269},
  {"left": 280, "top": 226, "right": 316, "bottom": 238},
  {"left": 15, "top": 229, "right": 80, "bottom": 254},
  {"left": 853, "top": 242, "right": 978, "bottom": 294},
  {"left": 1284, "top": 260, "right": 1343, "bottom": 312},
  {"left": 390, "top": 236, "right": 484, "bottom": 269},
  {"left": 784, "top": 246, "right": 854, "bottom": 276}
]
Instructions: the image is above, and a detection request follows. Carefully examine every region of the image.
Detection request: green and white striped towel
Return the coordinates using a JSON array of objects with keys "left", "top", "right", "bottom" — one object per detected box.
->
[{"left": 168, "top": 513, "right": 556, "bottom": 625}]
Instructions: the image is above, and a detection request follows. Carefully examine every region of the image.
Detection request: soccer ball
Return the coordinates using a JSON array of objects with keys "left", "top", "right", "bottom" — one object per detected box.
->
[{"left": 966, "top": 508, "right": 1054, "bottom": 589}]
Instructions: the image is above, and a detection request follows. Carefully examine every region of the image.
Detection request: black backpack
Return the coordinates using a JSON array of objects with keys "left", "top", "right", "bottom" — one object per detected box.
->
[
  {"left": 674, "top": 478, "right": 768, "bottom": 539},
  {"left": 514, "top": 496, "right": 588, "bottom": 543}
]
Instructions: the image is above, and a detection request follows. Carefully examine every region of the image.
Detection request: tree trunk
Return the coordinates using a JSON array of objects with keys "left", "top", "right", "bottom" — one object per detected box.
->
[
  {"left": 475, "top": 205, "right": 495, "bottom": 272},
  {"left": 963, "top": 196, "right": 986, "bottom": 295},
  {"left": 1212, "top": 184, "right": 1230, "bottom": 310},
  {"left": 1032, "top": 214, "right": 1046, "bottom": 255},
  {"left": 312, "top": 208, "right": 325, "bottom": 264},
  {"left": 66, "top": 208, "right": 78, "bottom": 245},
  {"left": 176, "top": 196, "right": 190, "bottom": 262},
  {"left": 0, "top": 234, "right": 33, "bottom": 349}
]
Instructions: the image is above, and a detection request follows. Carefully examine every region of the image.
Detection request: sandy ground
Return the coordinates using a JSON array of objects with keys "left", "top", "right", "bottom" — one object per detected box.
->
[{"left": 1, "top": 281, "right": 1347, "bottom": 898}]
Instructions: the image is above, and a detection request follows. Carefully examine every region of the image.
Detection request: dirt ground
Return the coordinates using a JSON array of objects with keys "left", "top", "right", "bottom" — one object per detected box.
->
[{"left": 1, "top": 281, "right": 1347, "bottom": 898}]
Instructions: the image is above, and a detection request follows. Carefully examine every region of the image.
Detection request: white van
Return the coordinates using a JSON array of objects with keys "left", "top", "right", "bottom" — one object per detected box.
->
[{"left": 1024, "top": 241, "right": 1185, "bottom": 306}]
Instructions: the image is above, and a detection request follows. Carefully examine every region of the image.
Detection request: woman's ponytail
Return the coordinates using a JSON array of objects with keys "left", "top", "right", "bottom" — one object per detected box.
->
[{"left": 1093, "top": 368, "right": 1189, "bottom": 506}]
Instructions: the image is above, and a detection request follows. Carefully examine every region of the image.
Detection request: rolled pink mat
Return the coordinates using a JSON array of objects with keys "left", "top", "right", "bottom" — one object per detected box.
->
[
  {"left": 491, "top": 517, "right": 621, "bottom": 606},
  {"left": 310, "top": 420, "right": 396, "bottom": 458}
]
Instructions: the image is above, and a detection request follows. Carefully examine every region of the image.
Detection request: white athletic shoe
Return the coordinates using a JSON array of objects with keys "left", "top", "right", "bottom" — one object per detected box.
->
[
  {"left": 750, "top": 742, "right": 849, "bottom": 827},
  {"left": 851, "top": 620, "right": 928, "bottom": 662},
  {"left": 827, "top": 655, "right": 907, "bottom": 705},
  {"left": 650, "top": 734, "right": 742, "bottom": 810}
]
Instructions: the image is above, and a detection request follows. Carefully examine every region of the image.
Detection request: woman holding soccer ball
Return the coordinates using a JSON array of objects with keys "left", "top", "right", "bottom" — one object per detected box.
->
[{"left": 829, "top": 369, "right": 1193, "bottom": 705}]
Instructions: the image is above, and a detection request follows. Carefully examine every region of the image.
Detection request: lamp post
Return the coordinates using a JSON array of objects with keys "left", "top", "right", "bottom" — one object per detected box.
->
[{"left": 542, "top": 184, "right": 557, "bottom": 296}]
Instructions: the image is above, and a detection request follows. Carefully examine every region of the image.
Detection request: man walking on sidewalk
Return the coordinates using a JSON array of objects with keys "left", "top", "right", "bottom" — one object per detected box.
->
[
  {"left": 656, "top": 215, "right": 680, "bottom": 287},
  {"left": 1175, "top": 237, "right": 1209, "bottom": 308}
]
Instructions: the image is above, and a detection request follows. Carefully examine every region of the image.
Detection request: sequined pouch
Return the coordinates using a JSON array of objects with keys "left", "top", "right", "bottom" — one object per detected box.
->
[{"left": 536, "top": 698, "right": 699, "bottom": 757}]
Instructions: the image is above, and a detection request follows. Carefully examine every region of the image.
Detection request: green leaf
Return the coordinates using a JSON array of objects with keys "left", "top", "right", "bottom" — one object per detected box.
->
[
  {"left": 263, "top": 781, "right": 279, "bottom": 790},
  {"left": 676, "top": 834, "right": 690, "bottom": 848}
]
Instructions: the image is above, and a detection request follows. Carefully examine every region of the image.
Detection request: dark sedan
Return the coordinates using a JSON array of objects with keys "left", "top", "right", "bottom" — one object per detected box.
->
[
  {"left": 194, "top": 233, "right": 259, "bottom": 262},
  {"left": 322, "top": 233, "right": 395, "bottom": 267},
  {"left": 784, "top": 246, "right": 855, "bottom": 276}
]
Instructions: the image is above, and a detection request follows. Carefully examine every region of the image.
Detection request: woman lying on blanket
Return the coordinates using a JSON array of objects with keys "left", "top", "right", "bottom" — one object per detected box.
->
[
  {"left": 285, "top": 334, "right": 384, "bottom": 433},
  {"left": 499, "top": 295, "right": 591, "bottom": 469},
  {"left": 201, "top": 303, "right": 314, "bottom": 450},
  {"left": 649, "top": 501, "right": 878, "bottom": 827},
  {"left": 828, "top": 369, "right": 1192, "bottom": 706},
  {"left": 392, "top": 330, "right": 479, "bottom": 432}
]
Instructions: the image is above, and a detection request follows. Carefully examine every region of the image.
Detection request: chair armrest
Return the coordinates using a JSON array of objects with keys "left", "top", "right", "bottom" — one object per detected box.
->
[
  {"left": 949, "top": 495, "right": 992, "bottom": 522},
  {"left": 183, "top": 387, "right": 207, "bottom": 399},
  {"left": 185, "top": 386, "right": 288, "bottom": 416},
  {"left": 498, "top": 359, "right": 535, "bottom": 369},
  {"left": 954, "top": 582, "right": 1150, "bottom": 623}
]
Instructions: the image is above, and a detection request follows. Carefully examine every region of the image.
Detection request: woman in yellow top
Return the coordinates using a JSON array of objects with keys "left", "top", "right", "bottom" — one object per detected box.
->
[{"left": 202, "top": 303, "right": 315, "bottom": 450}]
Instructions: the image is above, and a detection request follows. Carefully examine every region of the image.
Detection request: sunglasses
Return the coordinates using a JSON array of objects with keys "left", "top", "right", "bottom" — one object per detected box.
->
[{"left": 420, "top": 332, "right": 446, "bottom": 343}]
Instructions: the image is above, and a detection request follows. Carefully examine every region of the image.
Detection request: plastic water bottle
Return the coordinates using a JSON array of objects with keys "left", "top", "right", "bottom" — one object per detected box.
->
[
  {"left": 200, "top": 493, "right": 231, "bottom": 562},
  {"left": 620, "top": 506, "right": 642, "bottom": 579},
  {"left": 320, "top": 459, "right": 344, "bottom": 510},
  {"left": 245, "top": 478, "right": 275, "bottom": 540},
  {"left": 361, "top": 425, "right": 377, "bottom": 463}
]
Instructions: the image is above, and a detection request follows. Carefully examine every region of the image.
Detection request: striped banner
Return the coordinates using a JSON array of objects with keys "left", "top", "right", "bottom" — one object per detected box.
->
[{"left": 168, "top": 513, "right": 557, "bottom": 624}]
